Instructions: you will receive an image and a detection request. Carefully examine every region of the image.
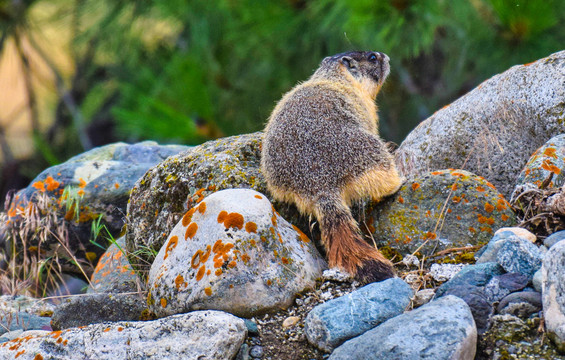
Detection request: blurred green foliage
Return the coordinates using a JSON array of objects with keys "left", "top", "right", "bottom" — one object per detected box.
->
[{"left": 1, "top": 0, "right": 565, "bottom": 195}]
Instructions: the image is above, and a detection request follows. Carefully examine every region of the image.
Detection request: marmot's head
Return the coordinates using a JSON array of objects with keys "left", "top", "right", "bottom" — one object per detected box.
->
[{"left": 314, "top": 51, "right": 390, "bottom": 99}]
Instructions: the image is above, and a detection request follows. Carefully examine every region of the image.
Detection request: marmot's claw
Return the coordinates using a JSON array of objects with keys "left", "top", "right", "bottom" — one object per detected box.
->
[{"left": 355, "top": 259, "right": 395, "bottom": 285}]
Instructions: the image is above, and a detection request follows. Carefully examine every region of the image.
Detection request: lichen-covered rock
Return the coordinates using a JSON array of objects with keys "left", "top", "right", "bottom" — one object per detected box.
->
[
  {"left": 126, "top": 132, "right": 274, "bottom": 272},
  {"left": 3, "top": 141, "right": 189, "bottom": 274},
  {"left": 542, "top": 239, "right": 565, "bottom": 352},
  {"left": 0, "top": 295, "right": 55, "bottom": 317},
  {"left": 329, "top": 296, "right": 477, "bottom": 360},
  {"left": 147, "top": 189, "right": 326, "bottom": 318},
  {"left": 0, "top": 310, "right": 246, "bottom": 360},
  {"left": 51, "top": 293, "right": 148, "bottom": 330},
  {"left": 88, "top": 236, "right": 139, "bottom": 294},
  {"left": 304, "top": 278, "right": 412, "bottom": 352},
  {"left": 515, "top": 134, "right": 565, "bottom": 190},
  {"left": 396, "top": 50, "right": 565, "bottom": 198},
  {"left": 371, "top": 169, "right": 516, "bottom": 256},
  {"left": 483, "top": 273, "right": 529, "bottom": 303},
  {"left": 476, "top": 231, "right": 532, "bottom": 264}
]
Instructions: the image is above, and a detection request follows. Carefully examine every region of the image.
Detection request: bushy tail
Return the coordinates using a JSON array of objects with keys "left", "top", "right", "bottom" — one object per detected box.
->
[{"left": 315, "top": 195, "right": 394, "bottom": 283}]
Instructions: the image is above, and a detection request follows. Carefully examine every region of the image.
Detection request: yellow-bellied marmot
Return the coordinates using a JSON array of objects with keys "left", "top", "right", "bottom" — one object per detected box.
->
[{"left": 261, "top": 51, "right": 403, "bottom": 283}]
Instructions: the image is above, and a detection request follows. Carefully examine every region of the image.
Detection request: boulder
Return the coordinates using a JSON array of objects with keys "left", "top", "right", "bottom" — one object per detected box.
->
[
  {"left": 2, "top": 141, "right": 189, "bottom": 275},
  {"left": 542, "top": 239, "right": 565, "bottom": 352},
  {"left": 329, "top": 296, "right": 477, "bottom": 360},
  {"left": 0, "top": 310, "right": 246, "bottom": 360},
  {"left": 371, "top": 169, "right": 516, "bottom": 256},
  {"left": 304, "top": 278, "right": 412, "bottom": 352},
  {"left": 514, "top": 134, "right": 565, "bottom": 191},
  {"left": 396, "top": 50, "right": 565, "bottom": 198},
  {"left": 147, "top": 189, "right": 326, "bottom": 318}
]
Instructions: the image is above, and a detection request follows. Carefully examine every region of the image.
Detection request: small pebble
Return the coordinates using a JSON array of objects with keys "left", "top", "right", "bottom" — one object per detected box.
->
[
  {"left": 282, "top": 316, "right": 300, "bottom": 328},
  {"left": 250, "top": 345, "right": 264, "bottom": 358}
]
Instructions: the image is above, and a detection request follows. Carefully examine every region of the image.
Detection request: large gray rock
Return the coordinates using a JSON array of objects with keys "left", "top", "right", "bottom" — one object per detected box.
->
[
  {"left": 0, "top": 310, "right": 246, "bottom": 359},
  {"left": 147, "top": 189, "right": 326, "bottom": 318},
  {"left": 396, "top": 50, "right": 565, "bottom": 198},
  {"left": 305, "top": 278, "right": 412, "bottom": 352},
  {"left": 329, "top": 296, "right": 477, "bottom": 360},
  {"left": 3, "top": 141, "right": 189, "bottom": 275},
  {"left": 542, "top": 239, "right": 565, "bottom": 352}
]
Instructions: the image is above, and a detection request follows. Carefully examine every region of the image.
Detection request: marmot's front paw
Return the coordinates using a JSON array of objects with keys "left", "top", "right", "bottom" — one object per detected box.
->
[{"left": 355, "top": 258, "right": 395, "bottom": 284}]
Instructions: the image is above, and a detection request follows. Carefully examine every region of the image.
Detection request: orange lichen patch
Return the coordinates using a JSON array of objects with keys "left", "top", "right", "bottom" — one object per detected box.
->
[
  {"left": 282, "top": 257, "right": 289, "bottom": 264},
  {"left": 118, "top": 327, "right": 124, "bottom": 332},
  {"left": 51, "top": 331, "right": 62, "bottom": 339},
  {"left": 477, "top": 214, "right": 487, "bottom": 224},
  {"left": 271, "top": 212, "right": 278, "bottom": 227},
  {"left": 15, "top": 350, "right": 25, "bottom": 358},
  {"left": 185, "top": 222, "right": 198, "bottom": 239},
  {"left": 254, "top": 195, "right": 263, "bottom": 199},
  {"left": 486, "top": 182, "right": 496, "bottom": 189},
  {"left": 160, "top": 298, "right": 167, "bottom": 308},
  {"left": 212, "top": 239, "right": 224, "bottom": 253},
  {"left": 411, "top": 183, "right": 420, "bottom": 191},
  {"left": 476, "top": 186, "right": 486, "bottom": 192},
  {"left": 197, "top": 202, "right": 207, "bottom": 214},
  {"left": 63, "top": 339, "right": 68, "bottom": 345},
  {"left": 228, "top": 260, "right": 237, "bottom": 268},
  {"left": 34, "top": 354, "right": 44, "bottom": 360},
  {"left": 215, "top": 268, "right": 223, "bottom": 276},
  {"left": 469, "top": 227, "right": 477, "bottom": 233},
  {"left": 425, "top": 210, "right": 431, "bottom": 218},
  {"left": 269, "top": 227, "right": 276, "bottom": 237},
  {"left": 182, "top": 208, "right": 196, "bottom": 227},
  {"left": 266, "top": 279, "right": 272, "bottom": 286},
  {"left": 207, "top": 184, "right": 217, "bottom": 191},
  {"left": 241, "top": 254, "right": 251, "bottom": 264},
  {"left": 501, "top": 214, "right": 509, "bottom": 221},
  {"left": 451, "top": 171, "right": 465, "bottom": 177},
  {"left": 78, "top": 178, "right": 87, "bottom": 188},
  {"left": 278, "top": 233, "right": 283, "bottom": 244},
  {"left": 484, "top": 203, "right": 494, "bottom": 213},
  {"left": 431, "top": 171, "right": 443, "bottom": 175},
  {"left": 541, "top": 159, "right": 562, "bottom": 174},
  {"left": 486, "top": 217, "right": 495, "bottom": 225},
  {"left": 260, "top": 236, "right": 267, "bottom": 242},
  {"left": 424, "top": 232, "right": 437, "bottom": 240},
  {"left": 175, "top": 274, "right": 185, "bottom": 290},
  {"left": 451, "top": 183, "right": 458, "bottom": 191},
  {"left": 191, "top": 250, "right": 204, "bottom": 269},
  {"left": 204, "top": 287, "right": 212, "bottom": 296},
  {"left": 32, "top": 181, "right": 46, "bottom": 192},
  {"left": 45, "top": 176, "right": 60, "bottom": 191},
  {"left": 245, "top": 222, "right": 258, "bottom": 233},
  {"left": 413, "top": 205, "right": 419, "bottom": 210},
  {"left": 397, "top": 195, "right": 404, "bottom": 204},
  {"left": 480, "top": 226, "right": 493, "bottom": 233},
  {"left": 103, "top": 327, "right": 111, "bottom": 333},
  {"left": 201, "top": 245, "right": 212, "bottom": 263},
  {"left": 447, "top": 208, "right": 452, "bottom": 213},
  {"left": 163, "top": 236, "right": 179, "bottom": 260},
  {"left": 196, "top": 265, "right": 206, "bottom": 281},
  {"left": 77, "top": 189, "right": 85, "bottom": 196},
  {"left": 544, "top": 147, "right": 558, "bottom": 158},
  {"left": 114, "top": 183, "right": 120, "bottom": 189},
  {"left": 217, "top": 210, "right": 228, "bottom": 223}
]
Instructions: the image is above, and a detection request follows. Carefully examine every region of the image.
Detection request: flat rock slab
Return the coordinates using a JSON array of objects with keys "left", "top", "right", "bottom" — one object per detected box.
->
[
  {"left": 305, "top": 278, "right": 412, "bottom": 352},
  {"left": 371, "top": 169, "right": 515, "bottom": 255},
  {"left": 0, "top": 310, "right": 246, "bottom": 360},
  {"left": 542, "top": 239, "right": 565, "bottom": 352},
  {"left": 396, "top": 50, "right": 565, "bottom": 198},
  {"left": 147, "top": 189, "right": 326, "bottom": 318},
  {"left": 329, "top": 295, "right": 477, "bottom": 360}
]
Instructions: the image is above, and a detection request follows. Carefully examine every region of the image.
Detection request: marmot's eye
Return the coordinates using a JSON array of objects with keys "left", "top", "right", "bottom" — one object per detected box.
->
[{"left": 368, "top": 53, "right": 377, "bottom": 62}]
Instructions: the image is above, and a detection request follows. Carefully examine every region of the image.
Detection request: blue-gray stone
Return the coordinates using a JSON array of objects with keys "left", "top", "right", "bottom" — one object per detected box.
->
[
  {"left": 435, "top": 262, "right": 505, "bottom": 297},
  {"left": 483, "top": 273, "right": 529, "bottom": 303},
  {"left": 305, "top": 278, "right": 412, "bottom": 352},
  {"left": 329, "top": 296, "right": 477, "bottom": 360},
  {"left": 544, "top": 231, "right": 565, "bottom": 249},
  {"left": 441, "top": 285, "right": 492, "bottom": 334},
  {"left": 244, "top": 319, "right": 259, "bottom": 335},
  {"left": 542, "top": 240, "right": 565, "bottom": 352},
  {"left": 497, "top": 291, "right": 542, "bottom": 318},
  {"left": 477, "top": 232, "right": 522, "bottom": 263},
  {"left": 532, "top": 269, "right": 543, "bottom": 292},
  {"left": 0, "top": 312, "right": 51, "bottom": 336},
  {"left": 496, "top": 236, "right": 543, "bottom": 278}
]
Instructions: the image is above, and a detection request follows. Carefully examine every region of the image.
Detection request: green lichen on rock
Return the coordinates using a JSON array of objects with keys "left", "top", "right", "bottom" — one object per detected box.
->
[
  {"left": 126, "top": 133, "right": 270, "bottom": 272},
  {"left": 370, "top": 169, "right": 517, "bottom": 257}
]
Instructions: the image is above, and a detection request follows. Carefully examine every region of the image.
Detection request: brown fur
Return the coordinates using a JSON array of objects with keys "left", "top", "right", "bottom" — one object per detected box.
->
[{"left": 261, "top": 51, "right": 402, "bottom": 283}]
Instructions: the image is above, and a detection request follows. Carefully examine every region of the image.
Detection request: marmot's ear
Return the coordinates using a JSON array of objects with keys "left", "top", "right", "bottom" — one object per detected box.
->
[{"left": 340, "top": 56, "right": 356, "bottom": 69}]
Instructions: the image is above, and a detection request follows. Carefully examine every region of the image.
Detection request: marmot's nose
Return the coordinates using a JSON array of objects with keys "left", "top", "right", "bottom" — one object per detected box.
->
[{"left": 377, "top": 52, "right": 390, "bottom": 63}]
